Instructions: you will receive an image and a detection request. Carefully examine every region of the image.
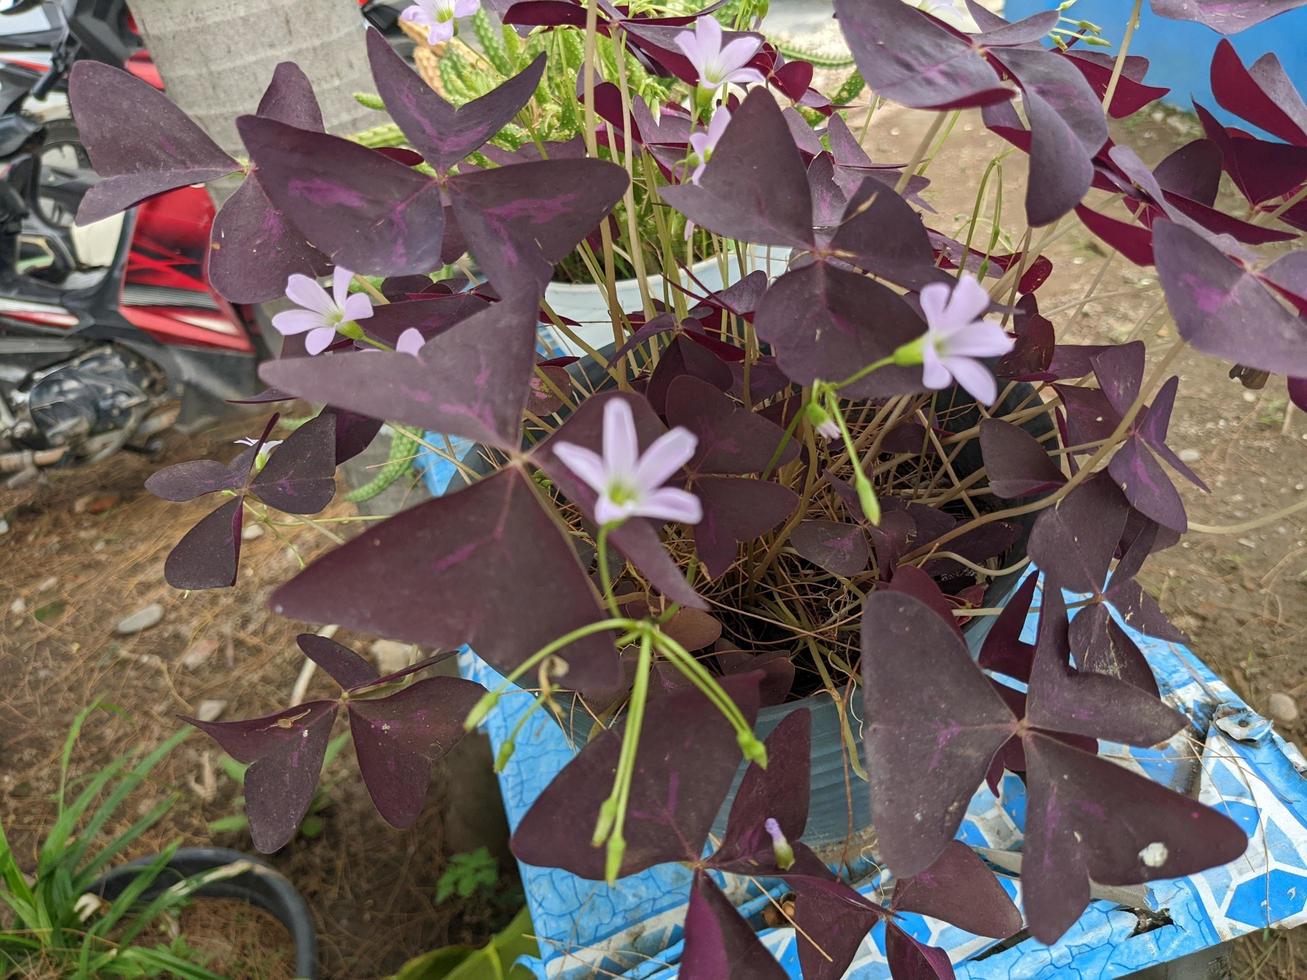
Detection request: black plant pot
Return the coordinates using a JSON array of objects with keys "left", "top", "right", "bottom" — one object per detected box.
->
[{"left": 88, "top": 847, "right": 317, "bottom": 979}]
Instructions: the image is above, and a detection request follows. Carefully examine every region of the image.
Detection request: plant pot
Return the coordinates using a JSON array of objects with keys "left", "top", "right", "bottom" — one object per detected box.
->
[
  {"left": 88, "top": 846, "right": 317, "bottom": 979},
  {"left": 542, "top": 247, "right": 792, "bottom": 356}
]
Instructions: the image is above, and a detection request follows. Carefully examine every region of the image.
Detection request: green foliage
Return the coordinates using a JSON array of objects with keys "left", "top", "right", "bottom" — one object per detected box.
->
[
  {"left": 434, "top": 847, "right": 499, "bottom": 904},
  {"left": 208, "top": 732, "right": 350, "bottom": 842},
  {"left": 0, "top": 705, "right": 221, "bottom": 978},
  {"left": 392, "top": 906, "right": 537, "bottom": 980}
]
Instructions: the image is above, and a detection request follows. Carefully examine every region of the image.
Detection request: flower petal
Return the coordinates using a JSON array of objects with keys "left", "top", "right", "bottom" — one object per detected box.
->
[
  {"left": 552, "top": 442, "right": 609, "bottom": 496},
  {"left": 304, "top": 326, "right": 339, "bottom": 356},
  {"left": 719, "top": 37, "right": 763, "bottom": 75},
  {"left": 674, "top": 31, "right": 705, "bottom": 71},
  {"left": 918, "top": 282, "right": 951, "bottom": 326},
  {"left": 454, "top": 0, "right": 480, "bottom": 16},
  {"left": 943, "top": 273, "right": 992, "bottom": 326},
  {"left": 284, "top": 274, "right": 334, "bottom": 316},
  {"left": 696, "top": 16, "right": 722, "bottom": 54},
  {"left": 602, "top": 398, "right": 640, "bottom": 476},
  {"left": 331, "top": 266, "right": 355, "bottom": 309},
  {"left": 635, "top": 487, "right": 703, "bottom": 525},
  {"left": 725, "top": 68, "right": 766, "bottom": 87},
  {"left": 921, "top": 346, "right": 952, "bottom": 390},
  {"left": 342, "top": 292, "right": 375, "bottom": 323},
  {"left": 634, "top": 426, "right": 698, "bottom": 491},
  {"left": 428, "top": 21, "right": 455, "bottom": 44},
  {"left": 594, "top": 495, "right": 633, "bottom": 527},
  {"left": 942, "top": 355, "right": 998, "bottom": 405},
  {"left": 939, "top": 322, "right": 1014, "bottom": 359},
  {"left": 396, "top": 328, "right": 425, "bottom": 358},
  {"left": 271, "top": 308, "right": 327, "bottom": 336}
]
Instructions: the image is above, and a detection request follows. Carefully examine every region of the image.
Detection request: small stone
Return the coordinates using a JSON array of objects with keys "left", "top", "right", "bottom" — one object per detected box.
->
[
  {"left": 1177, "top": 448, "right": 1201, "bottom": 463},
  {"left": 9, "top": 597, "right": 26, "bottom": 616},
  {"left": 0, "top": 517, "right": 8, "bottom": 534},
  {"left": 195, "top": 699, "right": 227, "bottom": 723},
  {"left": 37, "top": 576, "right": 57, "bottom": 592},
  {"left": 180, "top": 638, "right": 219, "bottom": 670},
  {"left": 241, "top": 524, "right": 264, "bottom": 541},
  {"left": 74, "top": 493, "right": 120, "bottom": 515},
  {"left": 1269, "top": 693, "right": 1299, "bottom": 725},
  {"left": 116, "top": 603, "right": 165, "bottom": 635},
  {"left": 369, "top": 638, "right": 415, "bottom": 675}
]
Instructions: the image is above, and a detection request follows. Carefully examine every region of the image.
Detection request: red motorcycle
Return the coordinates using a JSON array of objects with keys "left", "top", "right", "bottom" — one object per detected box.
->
[{"left": 0, "top": 0, "right": 269, "bottom": 484}]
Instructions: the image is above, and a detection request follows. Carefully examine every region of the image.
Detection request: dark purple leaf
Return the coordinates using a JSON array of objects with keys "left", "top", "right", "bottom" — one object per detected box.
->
[
  {"left": 1211, "top": 39, "right": 1307, "bottom": 144},
  {"left": 790, "top": 876, "right": 884, "bottom": 980},
  {"left": 270, "top": 467, "right": 620, "bottom": 694},
  {"left": 510, "top": 674, "right": 763, "bottom": 878},
  {"left": 885, "top": 924, "right": 956, "bottom": 980},
  {"left": 893, "top": 840, "right": 1021, "bottom": 938},
  {"left": 261, "top": 293, "right": 538, "bottom": 449},
  {"left": 361, "top": 292, "right": 490, "bottom": 347},
  {"left": 834, "top": 0, "right": 1012, "bottom": 110},
  {"left": 296, "top": 633, "right": 378, "bottom": 690},
  {"left": 534, "top": 391, "right": 707, "bottom": 609},
  {"left": 660, "top": 89, "right": 814, "bottom": 249},
  {"left": 1154, "top": 139, "right": 1223, "bottom": 205},
  {"left": 1291, "top": 376, "right": 1307, "bottom": 411},
  {"left": 1064, "top": 51, "right": 1169, "bottom": 118},
  {"left": 256, "top": 61, "right": 325, "bottom": 131},
  {"left": 1021, "top": 731, "right": 1247, "bottom": 943},
  {"left": 977, "top": 572, "right": 1038, "bottom": 683},
  {"left": 1152, "top": 0, "right": 1307, "bottom": 34},
  {"left": 1154, "top": 219, "right": 1307, "bottom": 376},
  {"left": 320, "top": 407, "right": 384, "bottom": 466},
  {"left": 969, "top": 7, "right": 1061, "bottom": 45},
  {"left": 680, "top": 872, "right": 787, "bottom": 980},
  {"left": 1074, "top": 203, "right": 1155, "bottom": 266},
  {"left": 209, "top": 175, "right": 330, "bottom": 304},
  {"left": 1068, "top": 603, "right": 1160, "bottom": 697},
  {"left": 348, "top": 675, "right": 482, "bottom": 827},
  {"left": 1108, "top": 435, "right": 1189, "bottom": 532},
  {"left": 447, "top": 160, "right": 629, "bottom": 292},
  {"left": 645, "top": 335, "right": 734, "bottom": 417},
  {"left": 665, "top": 375, "right": 797, "bottom": 474},
  {"left": 793, "top": 520, "right": 870, "bottom": 577},
  {"left": 163, "top": 497, "right": 245, "bottom": 591},
  {"left": 693, "top": 476, "right": 799, "bottom": 580},
  {"left": 1195, "top": 102, "right": 1307, "bottom": 205},
  {"left": 710, "top": 710, "right": 811, "bottom": 873},
  {"left": 237, "top": 115, "right": 446, "bottom": 276},
  {"left": 995, "top": 296, "right": 1055, "bottom": 380},
  {"left": 830, "top": 180, "right": 950, "bottom": 291},
  {"left": 1027, "top": 585, "right": 1184, "bottom": 747},
  {"left": 754, "top": 263, "right": 925, "bottom": 399},
  {"left": 365, "top": 29, "right": 546, "bottom": 172},
  {"left": 979, "top": 418, "right": 1065, "bottom": 498},
  {"left": 69, "top": 62, "right": 238, "bottom": 224},
  {"left": 861, "top": 591, "right": 1018, "bottom": 877},
  {"left": 886, "top": 564, "right": 964, "bottom": 640},
  {"left": 248, "top": 412, "right": 337, "bottom": 515},
  {"left": 715, "top": 649, "right": 796, "bottom": 706},
  {"left": 186, "top": 701, "right": 338, "bottom": 852},
  {"left": 145, "top": 452, "right": 253, "bottom": 502}
]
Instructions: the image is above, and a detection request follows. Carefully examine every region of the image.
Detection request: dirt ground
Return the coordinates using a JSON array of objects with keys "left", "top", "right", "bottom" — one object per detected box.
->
[
  {"left": 2, "top": 104, "right": 1306, "bottom": 977},
  {"left": 0, "top": 417, "right": 514, "bottom": 978}
]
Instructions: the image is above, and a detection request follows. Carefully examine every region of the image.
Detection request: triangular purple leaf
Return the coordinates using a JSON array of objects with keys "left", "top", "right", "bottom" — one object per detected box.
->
[
  {"left": 296, "top": 633, "right": 378, "bottom": 691},
  {"left": 680, "top": 872, "right": 788, "bottom": 980},
  {"left": 790, "top": 876, "right": 884, "bottom": 980},
  {"left": 248, "top": 412, "right": 337, "bottom": 515},
  {"left": 885, "top": 924, "right": 957, "bottom": 980},
  {"left": 209, "top": 175, "right": 331, "bottom": 304},
  {"left": 892, "top": 840, "right": 1021, "bottom": 939},
  {"left": 978, "top": 418, "right": 1066, "bottom": 499},
  {"left": 792, "top": 520, "right": 870, "bottom": 578},
  {"left": 693, "top": 476, "right": 799, "bottom": 580},
  {"left": 163, "top": 497, "right": 245, "bottom": 591},
  {"left": 666, "top": 375, "right": 797, "bottom": 474}
]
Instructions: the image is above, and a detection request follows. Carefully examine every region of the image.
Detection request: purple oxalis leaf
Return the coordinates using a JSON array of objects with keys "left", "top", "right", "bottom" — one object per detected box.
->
[
  {"left": 185, "top": 701, "right": 338, "bottom": 852},
  {"left": 1154, "top": 218, "right": 1307, "bottom": 377},
  {"left": 248, "top": 412, "right": 337, "bottom": 515},
  {"left": 447, "top": 160, "right": 630, "bottom": 293},
  {"left": 886, "top": 565, "right": 965, "bottom": 640},
  {"left": 210, "top": 175, "right": 331, "bottom": 304},
  {"left": 1151, "top": 0, "right": 1307, "bottom": 36},
  {"left": 885, "top": 924, "right": 957, "bottom": 980},
  {"left": 347, "top": 675, "right": 483, "bottom": 828},
  {"left": 693, "top": 476, "right": 799, "bottom": 580},
  {"left": 238, "top": 115, "right": 446, "bottom": 276},
  {"left": 789, "top": 876, "right": 885, "bottom": 980},
  {"left": 792, "top": 520, "right": 870, "bottom": 578},
  {"left": 659, "top": 88, "right": 814, "bottom": 248},
  {"left": 260, "top": 292, "right": 540, "bottom": 450},
  {"left": 69, "top": 62, "right": 238, "bottom": 225},
  {"left": 163, "top": 496, "right": 246, "bottom": 591},
  {"left": 978, "top": 418, "right": 1066, "bottom": 499},
  {"left": 977, "top": 571, "right": 1038, "bottom": 682},
  {"left": 296, "top": 633, "right": 379, "bottom": 691},
  {"left": 892, "top": 840, "right": 1022, "bottom": 940},
  {"left": 270, "top": 467, "right": 620, "bottom": 694},
  {"left": 510, "top": 673, "right": 763, "bottom": 879},
  {"left": 680, "top": 872, "right": 788, "bottom": 980},
  {"left": 861, "top": 591, "right": 1018, "bottom": 877},
  {"left": 665, "top": 375, "right": 798, "bottom": 474},
  {"left": 366, "top": 28, "right": 547, "bottom": 173},
  {"left": 534, "top": 391, "right": 707, "bottom": 609}
]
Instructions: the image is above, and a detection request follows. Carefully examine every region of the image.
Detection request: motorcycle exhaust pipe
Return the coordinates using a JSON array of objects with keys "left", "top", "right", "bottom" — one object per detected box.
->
[{"left": 0, "top": 445, "right": 67, "bottom": 473}]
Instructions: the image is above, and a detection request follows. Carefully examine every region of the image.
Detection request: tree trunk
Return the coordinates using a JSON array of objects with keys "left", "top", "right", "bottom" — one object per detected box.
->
[{"left": 126, "top": 0, "right": 376, "bottom": 157}]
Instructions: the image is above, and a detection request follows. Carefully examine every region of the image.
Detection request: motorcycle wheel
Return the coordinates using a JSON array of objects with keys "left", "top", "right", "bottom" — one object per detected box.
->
[{"left": 37, "top": 116, "right": 88, "bottom": 228}]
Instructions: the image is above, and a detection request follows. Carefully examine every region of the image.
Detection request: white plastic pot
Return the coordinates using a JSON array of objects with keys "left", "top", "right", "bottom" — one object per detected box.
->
[{"left": 541, "top": 246, "right": 792, "bottom": 356}]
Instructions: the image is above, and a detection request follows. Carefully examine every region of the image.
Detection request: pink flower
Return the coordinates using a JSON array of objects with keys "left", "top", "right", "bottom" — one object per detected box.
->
[
  {"left": 401, "top": 0, "right": 480, "bottom": 46},
  {"left": 917, "top": 274, "right": 1014, "bottom": 406},
  {"left": 552, "top": 398, "right": 703, "bottom": 526},
  {"left": 674, "top": 18, "right": 764, "bottom": 91},
  {"left": 816, "top": 419, "right": 840, "bottom": 442},
  {"left": 271, "top": 267, "right": 374, "bottom": 356},
  {"left": 689, "top": 106, "right": 731, "bottom": 183}
]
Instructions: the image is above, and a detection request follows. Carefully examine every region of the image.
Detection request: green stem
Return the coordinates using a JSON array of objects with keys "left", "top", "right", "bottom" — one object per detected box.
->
[
  {"left": 463, "top": 617, "right": 637, "bottom": 729},
  {"left": 495, "top": 688, "right": 553, "bottom": 772},
  {"left": 598, "top": 630, "right": 653, "bottom": 883},
  {"left": 834, "top": 354, "right": 894, "bottom": 392},
  {"left": 652, "top": 631, "right": 766, "bottom": 766},
  {"left": 596, "top": 523, "right": 623, "bottom": 619}
]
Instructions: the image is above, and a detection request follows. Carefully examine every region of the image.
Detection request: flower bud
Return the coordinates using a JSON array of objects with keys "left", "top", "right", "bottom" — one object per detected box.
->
[
  {"left": 855, "top": 472, "right": 882, "bottom": 526},
  {"left": 764, "top": 817, "right": 795, "bottom": 870},
  {"left": 738, "top": 731, "right": 769, "bottom": 768}
]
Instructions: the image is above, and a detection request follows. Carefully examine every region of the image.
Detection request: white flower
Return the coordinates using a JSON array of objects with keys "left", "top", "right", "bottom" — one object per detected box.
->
[
  {"left": 916, "top": 273, "right": 1015, "bottom": 405},
  {"left": 401, "top": 0, "right": 480, "bottom": 46},
  {"left": 552, "top": 398, "right": 703, "bottom": 526},
  {"left": 270, "top": 266, "right": 374, "bottom": 356},
  {"left": 674, "top": 18, "right": 764, "bottom": 92}
]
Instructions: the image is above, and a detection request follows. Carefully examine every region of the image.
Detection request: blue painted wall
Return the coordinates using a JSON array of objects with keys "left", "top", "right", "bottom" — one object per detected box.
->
[{"left": 1005, "top": 1, "right": 1307, "bottom": 138}]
